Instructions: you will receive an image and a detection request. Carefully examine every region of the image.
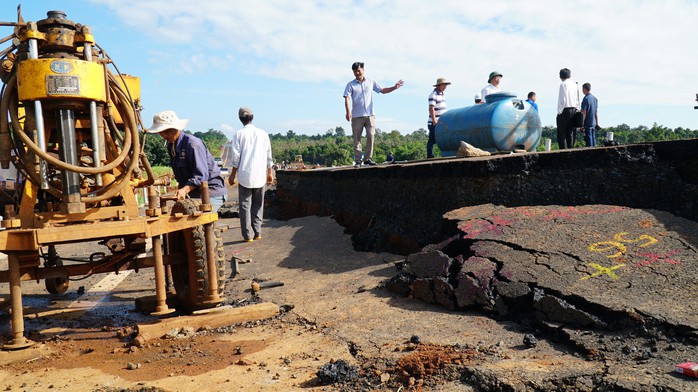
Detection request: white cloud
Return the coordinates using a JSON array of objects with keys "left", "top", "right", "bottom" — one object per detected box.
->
[
  {"left": 97, "top": 0, "right": 698, "bottom": 100},
  {"left": 86, "top": 0, "right": 698, "bottom": 132}
]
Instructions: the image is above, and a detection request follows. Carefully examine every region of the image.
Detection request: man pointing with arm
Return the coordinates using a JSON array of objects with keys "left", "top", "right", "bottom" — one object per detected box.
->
[{"left": 343, "top": 61, "right": 403, "bottom": 166}]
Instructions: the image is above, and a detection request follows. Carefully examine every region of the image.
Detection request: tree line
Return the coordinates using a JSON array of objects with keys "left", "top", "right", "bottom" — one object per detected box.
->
[
  {"left": 143, "top": 123, "right": 698, "bottom": 167},
  {"left": 144, "top": 129, "right": 228, "bottom": 167}
]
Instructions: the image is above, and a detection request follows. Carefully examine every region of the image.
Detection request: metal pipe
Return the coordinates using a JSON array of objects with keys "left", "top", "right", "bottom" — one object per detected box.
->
[
  {"left": 84, "top": 42, "right": 102, "bottom": 186},
  {"left": 160, "top": 196, "right": 175, "bottom": 294},
  {"left": 27, "top": 37, "right": 38, "bottom": 59},
  {"left": 96, "top": 106, "right": 105, "bottom": 162},
  {"left": 28, "top": 38, "right": 49, "bottom": 189},
  {"left": 56, "top": 109, "right": 83, "bottom": 213},
  {"left": 33, "top": 101, "right": 48, "bottom": 190},
  {"left": 83, "top": 43, "right": 92, "bottom": 61},
  {"left": 89, "top": 101, "right": 102, "bottom": 186}
]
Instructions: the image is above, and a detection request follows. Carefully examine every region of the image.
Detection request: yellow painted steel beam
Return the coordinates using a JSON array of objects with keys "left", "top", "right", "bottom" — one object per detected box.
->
[
  {"left": 0, "top": 230, "right": 39, "bottom": 251},
  {"left": 0, "top": 212, "right": 217, "bottom": 250},
  {"left": 145, "top": 212, "right": 218, "bottom": 237},
  {"left": 0, "top": 254, "right": 169, "bottom": 283},
  {"left": 32, "top": 205, "right": 140, "bottom": 227}
]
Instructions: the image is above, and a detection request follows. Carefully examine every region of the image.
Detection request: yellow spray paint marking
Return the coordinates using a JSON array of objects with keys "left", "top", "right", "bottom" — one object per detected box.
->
[
  {"left": 588, "top": 232, "right": 659, "bottom": 259},
  {"left": 588, "top": 241, "right": 627, "bottom": 258},
  {"left": 582, "top": 231, "right": 660, "bottom": 281},
  {"left": 613, "top": 232, "right": 658, "bottom": 247},
  {"left": 579, "top": 263, "right": 626, "bottom": 281}
]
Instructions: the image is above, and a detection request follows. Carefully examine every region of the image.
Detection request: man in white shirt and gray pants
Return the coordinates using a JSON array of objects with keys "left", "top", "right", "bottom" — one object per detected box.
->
[
  {"left": 228, "top": 107, "right": 274, "bottom": 242},
  {"left": 556, "top": 68, "right": 580, "bottom": 149}
]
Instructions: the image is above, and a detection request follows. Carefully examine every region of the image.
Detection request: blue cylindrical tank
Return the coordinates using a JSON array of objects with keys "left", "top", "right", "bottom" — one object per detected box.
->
[{"left": 435, "top": 92, "right": 541, "bottom": 156}]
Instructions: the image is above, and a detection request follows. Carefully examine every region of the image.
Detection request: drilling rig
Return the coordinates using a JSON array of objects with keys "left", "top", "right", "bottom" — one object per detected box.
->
[{"left": 0, "top": 8, "right": 226, "bottom": 349}]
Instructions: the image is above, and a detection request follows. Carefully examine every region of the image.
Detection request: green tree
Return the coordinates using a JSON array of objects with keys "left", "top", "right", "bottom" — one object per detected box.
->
[
  {"left": 145, "top": 121, "right": 698, "bottom": 169},
  {"left": 194, "top": 129, "right": 228, "bottom": 156},
  {"left": 144, "top": 133, "right": 169, "bottom": 166}
]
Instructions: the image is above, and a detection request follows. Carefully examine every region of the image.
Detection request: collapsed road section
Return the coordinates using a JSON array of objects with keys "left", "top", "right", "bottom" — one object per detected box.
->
[
  {"left": 273, "top": 139, "right": 698, "bottom": 254},
  {"left": 389, "top": 204, "right": 697, "bottom": 389},
  {"left": 272, "top": 141, "right": 698, "bottom": 390}
]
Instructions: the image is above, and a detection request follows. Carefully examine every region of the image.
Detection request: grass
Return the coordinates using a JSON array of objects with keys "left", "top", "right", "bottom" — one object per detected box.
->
[{"left": 150, "top": 165, "right": 173, "bottom": 179}]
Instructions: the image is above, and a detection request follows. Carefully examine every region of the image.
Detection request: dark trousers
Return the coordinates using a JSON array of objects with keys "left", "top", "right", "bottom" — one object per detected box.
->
[
  {"left": 556, "top": 107, "right": 577, "bottom": 149},
  {"left": 427, "top": 124, "right": 436, "bottom": 158}
]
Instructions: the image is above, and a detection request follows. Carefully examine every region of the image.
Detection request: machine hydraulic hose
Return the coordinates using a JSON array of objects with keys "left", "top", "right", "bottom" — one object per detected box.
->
[
  {"left": 1, "top": 72, "right": 140, "bottom": 203},
  {"left": 0, "top": 10, "right": 150, "bottom": 207}
]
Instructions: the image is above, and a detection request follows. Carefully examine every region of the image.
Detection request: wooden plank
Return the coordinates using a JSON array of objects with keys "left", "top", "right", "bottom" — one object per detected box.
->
[{"left": 135, "top": 302, "right": 279, "bottom": 342}]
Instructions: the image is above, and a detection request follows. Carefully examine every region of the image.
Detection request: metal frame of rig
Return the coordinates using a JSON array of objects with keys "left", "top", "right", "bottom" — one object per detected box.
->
[{"left": 0, "top": 8, "right": 225, "bottom": 349}]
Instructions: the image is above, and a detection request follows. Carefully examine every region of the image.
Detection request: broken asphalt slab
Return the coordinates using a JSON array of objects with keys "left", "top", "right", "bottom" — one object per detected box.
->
[
  {"left": 224, "top": 213, "right": 698, "bottom": 391},
  {"left": 391, "top": 204, "right": 697, "bottom": 390}
]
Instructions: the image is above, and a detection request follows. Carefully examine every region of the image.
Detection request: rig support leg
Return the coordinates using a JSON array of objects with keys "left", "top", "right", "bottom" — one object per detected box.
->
[
  {"left": 4, "top": 253, "right": 33, "bottom": 350},
  {"left": 151, "top": 235, "right": 174, "bottom": 316},
  {"left": 147, "top": 186, "right": 174, "bottom": 316},
  {"left": 200, "top": 182, "right": 222, "bottom": 305}
]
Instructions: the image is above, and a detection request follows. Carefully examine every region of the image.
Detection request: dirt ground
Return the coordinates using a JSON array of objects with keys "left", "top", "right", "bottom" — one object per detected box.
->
[{"left": 0, "top": 210, "right": 695, "bottom": 391}]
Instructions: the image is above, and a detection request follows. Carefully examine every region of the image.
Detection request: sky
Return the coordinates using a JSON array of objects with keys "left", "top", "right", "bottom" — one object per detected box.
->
[{"left": 7, "top": 1, "right": 698, "bottom": 140}]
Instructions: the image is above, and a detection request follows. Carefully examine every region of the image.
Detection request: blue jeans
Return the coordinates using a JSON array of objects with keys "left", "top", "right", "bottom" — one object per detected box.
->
[
  {"left": 584, "top": 127, "right": 596, "bottom": 147},
  {"left": 427, "top": 124, "right": 436, "bottom": 158},
  {"left": 210, "top": 194, "right": 226, "bottom": 212}
]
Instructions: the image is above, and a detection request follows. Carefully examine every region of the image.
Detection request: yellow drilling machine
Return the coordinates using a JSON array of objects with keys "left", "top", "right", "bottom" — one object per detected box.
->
[{"left": 0, "top": 9, "right": 225, "bottom": 349}]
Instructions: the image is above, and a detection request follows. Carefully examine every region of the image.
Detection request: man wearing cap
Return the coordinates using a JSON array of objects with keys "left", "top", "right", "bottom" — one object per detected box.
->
[
  {"left": 147, "top": 110, "right": 226, "bottom": 211},
  {"left": 228, "top": 107, "right": 273, "bottom": 242},
  {"left": 343, "top": 61, "right": 404, "bottom": 166},
  {"left": 480, "top": 71, "right": 503, "bottom": 101},
  {"left": 427, "top": 77, "right": 451, "bottom": 158}
]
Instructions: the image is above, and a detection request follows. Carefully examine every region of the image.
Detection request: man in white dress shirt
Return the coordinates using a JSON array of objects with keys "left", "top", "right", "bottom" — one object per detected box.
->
[
  {"left": 556, "top": 68, "right": 580, "bottom": 149},
  {"left": 228, "top": 107, "right": 274, "bottom": 242}
]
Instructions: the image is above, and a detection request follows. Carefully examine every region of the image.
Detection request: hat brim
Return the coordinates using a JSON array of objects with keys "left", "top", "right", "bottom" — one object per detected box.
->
[
  {"left": 146, "top": 118, "right": 189, "bottom": 134},
  {"left": 488, "top": 74, "right": 503, "bottom": 83},
  {"left": 433, "top": 82, "right": 452, "bottom": 87}
]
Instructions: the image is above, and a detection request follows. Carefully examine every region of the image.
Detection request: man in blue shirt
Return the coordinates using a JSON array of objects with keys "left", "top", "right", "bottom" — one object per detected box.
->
[
  {"left": 581, "top": 83, "right": 600, "bottom": 147},
  {"left": 526, "top": 91, "right": 539, "bottom": 112},
  {"left": 147, "top": 110, "right": 227, "bottom": 211},
  {"left": 343, "top": 61, "right": 403, "bottom": 166}
]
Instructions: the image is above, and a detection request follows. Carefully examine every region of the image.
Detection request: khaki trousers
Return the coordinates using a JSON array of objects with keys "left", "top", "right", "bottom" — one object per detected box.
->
[{"left": 351, "top": 115, "right": 375, "bottom": 162}]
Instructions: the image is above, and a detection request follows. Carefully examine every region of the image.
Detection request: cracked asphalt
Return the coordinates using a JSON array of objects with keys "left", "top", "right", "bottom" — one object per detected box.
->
[
  {"left": 393, "top": 203, "right": 698, "bottom": 390},
  {"left": 0, "top": 204, "right": 695, "bottom": 390}
]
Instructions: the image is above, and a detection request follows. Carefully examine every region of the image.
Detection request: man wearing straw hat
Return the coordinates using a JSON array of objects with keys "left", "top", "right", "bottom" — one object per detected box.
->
[
  {"left": 427, "top": 77, "right": 451, "bottom": 158},
  {"left": 146, "top": 110, "right": 227, "bottom": 211}
]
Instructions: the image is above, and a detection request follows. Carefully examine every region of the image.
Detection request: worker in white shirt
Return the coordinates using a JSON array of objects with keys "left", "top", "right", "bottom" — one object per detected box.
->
[{"left": 556, "top": 68, "right": 580, "bottom": 149}]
